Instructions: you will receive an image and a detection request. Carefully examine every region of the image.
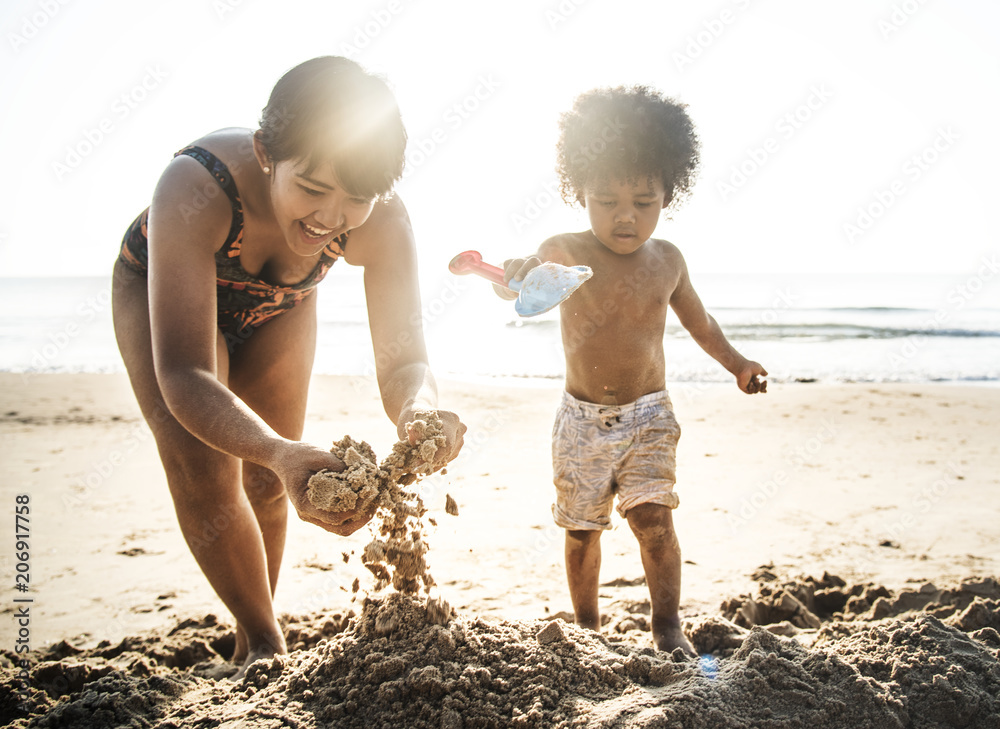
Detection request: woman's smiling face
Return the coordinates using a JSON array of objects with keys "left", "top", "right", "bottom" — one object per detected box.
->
[{"left": 270, "top": 158, "right": 376, "bottom": 257}]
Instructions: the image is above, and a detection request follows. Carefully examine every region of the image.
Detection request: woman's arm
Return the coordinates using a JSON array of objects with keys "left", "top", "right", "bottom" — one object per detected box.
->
[
  {"left": 348, "top": 196, "right": 466, "bottom": 459},
  {"left": 147, "top": 156, "right": 289, "bottom": 463},
  {"left": 145, "top": 157, "right": 364, "bottom": 533}
]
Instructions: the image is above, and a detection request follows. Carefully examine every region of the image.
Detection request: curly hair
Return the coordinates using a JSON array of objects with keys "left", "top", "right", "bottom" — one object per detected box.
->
[{"left": 556, "top": 86, "right": 700, "bottom": 214}]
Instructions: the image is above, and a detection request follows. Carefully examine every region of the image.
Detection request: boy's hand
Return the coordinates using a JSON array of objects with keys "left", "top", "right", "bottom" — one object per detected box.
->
[
  {"left": 736, "top": 361, "right": 768, "bottom": 394},
  {"left": 492, "top": 257, "right": 542, "bottom": 300}
]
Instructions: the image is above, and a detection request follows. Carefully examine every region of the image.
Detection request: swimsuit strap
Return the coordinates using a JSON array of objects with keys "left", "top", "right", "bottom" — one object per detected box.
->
[{"left": 174, "top": 145, "right": 244, "bottom": 257}]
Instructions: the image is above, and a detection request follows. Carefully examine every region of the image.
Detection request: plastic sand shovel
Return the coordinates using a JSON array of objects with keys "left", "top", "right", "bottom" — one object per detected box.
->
[{"left": 448, "top": 250, "right": 593, "bottom": 317}]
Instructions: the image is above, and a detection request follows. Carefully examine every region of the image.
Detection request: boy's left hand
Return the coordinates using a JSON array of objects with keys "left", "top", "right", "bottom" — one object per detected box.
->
[{"left": 736, "top": 361, "right": 768, "bottom": 394}]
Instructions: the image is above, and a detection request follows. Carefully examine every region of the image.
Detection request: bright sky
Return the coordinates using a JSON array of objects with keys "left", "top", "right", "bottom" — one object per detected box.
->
[{"left": 1, "top": 0, "right": 997, "bottom": 279}]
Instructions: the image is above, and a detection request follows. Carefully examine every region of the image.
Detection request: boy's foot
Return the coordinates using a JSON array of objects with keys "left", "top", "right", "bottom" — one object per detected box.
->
[{"left": 654, "top": 623, "right": 696, "bottom": 658}]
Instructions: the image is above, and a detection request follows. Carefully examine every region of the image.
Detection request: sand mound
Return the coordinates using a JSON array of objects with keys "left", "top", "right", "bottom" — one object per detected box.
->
[
  {"left": 306, "top": 411, "right": 448, "bottom": 594},
  {"left": 719, "top": 570, "right": 1000, "bottom": 638},
  {"left": 4, "top": 575, "right": 999, "bottom": 728}
]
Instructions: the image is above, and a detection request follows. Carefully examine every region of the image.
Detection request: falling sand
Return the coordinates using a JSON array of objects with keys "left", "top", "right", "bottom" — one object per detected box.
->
[{"left": 306, "top": 411, "right": 449, "bottom": 595}]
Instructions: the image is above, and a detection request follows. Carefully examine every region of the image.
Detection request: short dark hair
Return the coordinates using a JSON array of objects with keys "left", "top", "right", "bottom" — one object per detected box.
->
[
  {"left": 556, "top": 86, "right": 700, "bottom": 213},
  {"left": 258, "top": 56, "right": 407, "bottom": 201}
]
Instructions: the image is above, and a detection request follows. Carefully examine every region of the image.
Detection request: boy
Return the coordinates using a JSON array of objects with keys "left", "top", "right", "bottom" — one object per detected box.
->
[{"left": 496, "top": 86, "right": 767, "bottom": 656}]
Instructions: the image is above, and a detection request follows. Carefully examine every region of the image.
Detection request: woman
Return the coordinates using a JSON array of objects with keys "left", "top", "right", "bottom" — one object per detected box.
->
[{"left": 112, "top": 57, "right": 466, "bottom": 678}]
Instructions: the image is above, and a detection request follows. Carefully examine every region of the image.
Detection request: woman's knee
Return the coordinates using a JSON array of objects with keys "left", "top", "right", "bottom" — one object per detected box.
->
[
  {"left": 242, "top": 462, "right": 286, "bottom": 506},
  {"left": 159, "top": 441, "right": 241, "bottom": 505}
]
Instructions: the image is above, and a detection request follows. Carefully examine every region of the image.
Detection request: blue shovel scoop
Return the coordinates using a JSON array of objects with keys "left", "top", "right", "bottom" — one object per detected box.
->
[{"left": 448, "top": 250, "right": 593, "bottom": 317}]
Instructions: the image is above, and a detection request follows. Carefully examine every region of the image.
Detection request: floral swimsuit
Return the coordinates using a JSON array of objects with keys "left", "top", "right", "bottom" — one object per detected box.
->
[{"left": 117, "top": 145, "right": 348, "bottom": 347}]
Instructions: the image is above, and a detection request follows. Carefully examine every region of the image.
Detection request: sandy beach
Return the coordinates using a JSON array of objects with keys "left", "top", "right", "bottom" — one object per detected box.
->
[{"left": 1, "top": 373, "right": 998, "bottom": 726}]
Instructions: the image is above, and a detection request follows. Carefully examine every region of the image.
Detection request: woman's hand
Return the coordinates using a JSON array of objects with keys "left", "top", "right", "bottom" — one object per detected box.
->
[
  {"left": 397, "top": 408, "right": 467, "bottom": 470},
  {"left": 736, "top": 361, "right": 769, "bottom": 394},
  {"left": 270, "top": 440, "right": 376, "bottom": 535}
]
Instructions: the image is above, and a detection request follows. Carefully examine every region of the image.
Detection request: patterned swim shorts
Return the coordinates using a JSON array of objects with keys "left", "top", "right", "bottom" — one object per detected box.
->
[{"left": 551, "top": 390, "right": 681, "bottom": 531}]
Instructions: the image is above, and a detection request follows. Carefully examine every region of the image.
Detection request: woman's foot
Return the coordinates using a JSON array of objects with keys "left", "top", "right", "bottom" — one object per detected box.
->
[
  {"left": 231, "top": 624, "right": 249, "bottom": 665},
  {"left": 228, "top": 632, "right": 286, "bottom": 681}
]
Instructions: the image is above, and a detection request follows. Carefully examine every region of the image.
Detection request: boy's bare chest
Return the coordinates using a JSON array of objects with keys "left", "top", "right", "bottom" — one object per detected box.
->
[{"left": 562, "top": 265, "right": 672, "bottom": 329}]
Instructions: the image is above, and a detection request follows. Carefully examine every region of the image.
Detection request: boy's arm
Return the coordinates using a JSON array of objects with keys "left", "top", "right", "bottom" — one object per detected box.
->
[{"left": 669, "top": 249, "right": 768, "bottom": 394}]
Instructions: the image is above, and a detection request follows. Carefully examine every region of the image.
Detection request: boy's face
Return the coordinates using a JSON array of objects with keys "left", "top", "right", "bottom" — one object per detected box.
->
[{"left": 582, "top": 176, "right": 669, "bottom": 255}]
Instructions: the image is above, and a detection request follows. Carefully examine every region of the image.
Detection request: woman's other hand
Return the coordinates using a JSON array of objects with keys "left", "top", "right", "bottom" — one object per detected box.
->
[{"left": 397, "top": 408, "right": 467, "bottom": 471}]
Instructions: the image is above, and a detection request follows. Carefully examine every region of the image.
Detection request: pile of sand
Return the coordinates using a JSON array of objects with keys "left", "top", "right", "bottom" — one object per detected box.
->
[
  {"left": 306, "top": 411, "right": 449, "bottom": 595},
  {"left": 3, "top": 574, "right": 998, "bottom": 728}
]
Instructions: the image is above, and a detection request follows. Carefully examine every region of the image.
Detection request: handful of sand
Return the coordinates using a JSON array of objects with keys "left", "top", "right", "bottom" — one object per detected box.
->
[{"left": 306, "top": 410, "right": 449, "bottom": 595}]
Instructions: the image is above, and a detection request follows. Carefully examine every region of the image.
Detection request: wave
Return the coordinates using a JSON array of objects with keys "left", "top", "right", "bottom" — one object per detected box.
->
[
  {"left": 692, "top": 323, "right": 1000, "bottom": 342},
  {"left": 503, "top": 318, "right": 1000, "bottom": 342},
  {"left": 713, "top": 305, "right": 1000, "bottom": 313}
]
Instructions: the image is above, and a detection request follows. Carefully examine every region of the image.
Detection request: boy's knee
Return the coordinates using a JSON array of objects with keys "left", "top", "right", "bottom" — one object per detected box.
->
[
  {"left": 626, "top": 503, "right": 675, "bottom": 537},
  {"left": 566, "top": 529, "right": 601, "bottom": 544}
]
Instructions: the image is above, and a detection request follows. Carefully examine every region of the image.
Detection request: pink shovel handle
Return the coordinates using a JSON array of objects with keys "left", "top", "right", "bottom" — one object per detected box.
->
[{"left": 448, "top": 250, "right": 511, "bottom": 288}]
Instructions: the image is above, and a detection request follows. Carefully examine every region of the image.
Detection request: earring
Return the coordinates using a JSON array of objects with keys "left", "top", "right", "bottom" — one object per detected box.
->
[{"left": 263, "top": 166, "right": 270, "bottom": 174}]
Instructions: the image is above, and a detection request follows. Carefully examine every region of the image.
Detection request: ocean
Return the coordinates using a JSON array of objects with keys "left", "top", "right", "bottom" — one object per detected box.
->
[{"left": 1, "top": 270, "right": 998, "bottom": 385}]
